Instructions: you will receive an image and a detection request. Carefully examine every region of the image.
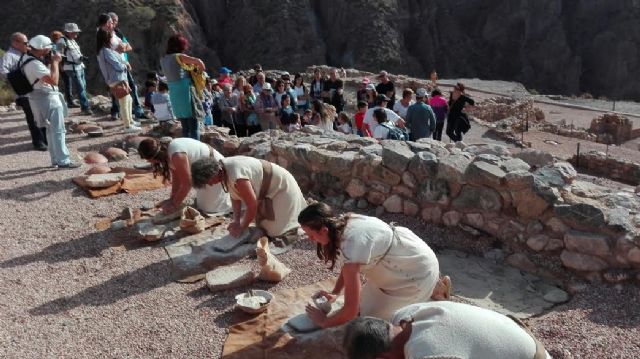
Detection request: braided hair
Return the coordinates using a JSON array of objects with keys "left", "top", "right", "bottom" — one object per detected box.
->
[
  {"left": 298, "top": 202, "right": 349, "bottom": 270},
  {"left": 138, "top": 138, "right": 170, "bottom": 181}
]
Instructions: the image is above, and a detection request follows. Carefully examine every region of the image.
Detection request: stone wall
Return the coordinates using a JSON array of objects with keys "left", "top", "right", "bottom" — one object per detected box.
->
[
  {"left": 203, "top": 128, "right": 640, "bottom": 284},
  {"left": 589, "top": 113, "right": 637, "bottom": 144},
  {"left": 570, "top": 151, "right": 640, "bottom": 186}
]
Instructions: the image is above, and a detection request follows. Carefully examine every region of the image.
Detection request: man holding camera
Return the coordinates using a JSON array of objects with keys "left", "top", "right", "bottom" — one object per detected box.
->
[
  {"left": 55, "top": 23, "right": 92, "bottom": 116},
  {"left": 0, "top": 32, "right": 48, "bottom": 151},
  {"left": 23, "top": 35, "right": 79, "bottom": 168}
]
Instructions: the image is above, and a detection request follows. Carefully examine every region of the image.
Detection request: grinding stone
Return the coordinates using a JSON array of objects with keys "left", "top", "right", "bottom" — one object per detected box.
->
[
  {"left": 213, "top": 230, "right": 252, "bottom": 253},
  {"left": 205, "top": 264, "right": 255, "bottom": 292}
]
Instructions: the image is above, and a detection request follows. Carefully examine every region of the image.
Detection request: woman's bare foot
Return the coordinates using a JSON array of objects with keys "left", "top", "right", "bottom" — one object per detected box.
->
[{"left": 430, "top": 275, "right": 452, "bottom": 301}]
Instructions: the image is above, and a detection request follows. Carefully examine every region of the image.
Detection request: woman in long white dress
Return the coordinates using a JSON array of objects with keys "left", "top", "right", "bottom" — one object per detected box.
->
[
  {"left": 190, "top": 155, "right": 307, "bottom": 238},
  {"left": 138, "top": 138, "right": 231, "bottom": 214},
  {"left": 298, "top": 202, "right": 451, "bottom": 328}
]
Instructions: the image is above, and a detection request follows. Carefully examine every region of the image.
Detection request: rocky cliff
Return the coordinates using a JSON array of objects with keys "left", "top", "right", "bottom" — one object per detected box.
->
[{"left": 1, "top": 0, "right": 639, "bottom": 100}]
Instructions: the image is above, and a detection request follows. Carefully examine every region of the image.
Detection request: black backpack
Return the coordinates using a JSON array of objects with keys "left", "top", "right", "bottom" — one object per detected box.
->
[
  {"left": 7, "top": 54, "right": 39, "bottom": 96},
  {"left": 380, "top": 122, "right": 408, "bottom": 141}
]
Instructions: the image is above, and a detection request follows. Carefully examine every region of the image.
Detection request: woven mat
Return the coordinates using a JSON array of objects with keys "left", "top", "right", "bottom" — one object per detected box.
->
[
  {"left": 72, "top": 167, "right": 166, "bottom": 198},
  {"left": 222, "top": 278, "right": 345, "bottom": 359}
]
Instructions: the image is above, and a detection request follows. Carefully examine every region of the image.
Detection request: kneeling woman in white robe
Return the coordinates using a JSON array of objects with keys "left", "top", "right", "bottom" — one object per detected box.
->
[
  {"left": 298, "top": 202, "right": 451, "bottom": 328},
  {"left": 138, "top": 138, "right": 231, "bottom": 214}
]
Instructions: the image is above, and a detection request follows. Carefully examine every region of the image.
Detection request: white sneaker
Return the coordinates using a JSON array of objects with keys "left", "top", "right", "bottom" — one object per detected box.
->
[
  {"left": 132, "top": 120, "right": 142, "bottom": 127},
  {"left": 124, "top": 125, "right": 142, "bottom": 133}
]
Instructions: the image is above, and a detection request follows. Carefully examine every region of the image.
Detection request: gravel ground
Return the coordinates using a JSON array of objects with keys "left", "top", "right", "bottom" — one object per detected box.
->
[{"left": 0, "top": 108, "right": 638, "bottom": 358}]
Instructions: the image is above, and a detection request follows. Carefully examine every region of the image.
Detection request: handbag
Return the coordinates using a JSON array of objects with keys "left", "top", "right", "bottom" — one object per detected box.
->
[{"left": 110, "top": 81, "right": 130, "bottom": 99}]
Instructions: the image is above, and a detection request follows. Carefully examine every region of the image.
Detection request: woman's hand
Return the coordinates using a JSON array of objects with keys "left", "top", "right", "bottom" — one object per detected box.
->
[
  {"left": 305, "top": 304, "right": 328, "bottom": 328},
  {"left": 312, "top": 290, "right": 337, "bottom": 304},
  {"left": 228, "top": 221, "right": 244, "bottom": 237}
]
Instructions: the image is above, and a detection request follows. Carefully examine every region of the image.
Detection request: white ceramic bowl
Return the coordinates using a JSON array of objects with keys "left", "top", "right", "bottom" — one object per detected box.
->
[{"left": 235, "top": 290, "right": 274, "bottom": 314}]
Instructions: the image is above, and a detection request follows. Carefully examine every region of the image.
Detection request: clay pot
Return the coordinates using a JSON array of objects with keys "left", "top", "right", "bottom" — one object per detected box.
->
[
  {"left": 102, "top": 147, "right": 128, "bottom": 162},
  {"left": 85, "top": 165, "right": 111, "bottom": 175},
  {"left": 84, "top": 152, "right": 109, "bottom": 164}
]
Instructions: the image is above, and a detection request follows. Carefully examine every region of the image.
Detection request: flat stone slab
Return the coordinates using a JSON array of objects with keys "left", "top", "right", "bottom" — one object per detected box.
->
[
  {"left": 164, "top": 225, "right": 257, "bottom": 282},
  {"left": 438, "top": 250, "right": 560, "bottom": 318},
  {"left": 212, "top": 229, "right": 253, "bottom": 253},
  {"left": 286, "top": 297, "right": 344, "bottom": 334},
  {"left": 206, "top": 264, "right": 255, "bottom": 292}
]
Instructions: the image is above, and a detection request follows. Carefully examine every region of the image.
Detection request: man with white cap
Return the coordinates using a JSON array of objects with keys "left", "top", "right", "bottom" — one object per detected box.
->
[
  {"left": 406, "top": 88, "right": 436, "bottom": 141},
  {"left": 56, "top": 23, "right": 92, "bottom": 115},
  {"left": 23, "top": 35, "right": 79, "bottom": 168},
  {"left": 0, "top": 32, "right": 48, "bottom": 151},
  {"left": 255, "top": 82, "right": 278, "bottom": 130}
]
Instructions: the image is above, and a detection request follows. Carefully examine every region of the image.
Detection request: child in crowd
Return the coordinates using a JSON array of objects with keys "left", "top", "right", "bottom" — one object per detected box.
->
[
  {"left": 144, "top": 79, "right": 158, "bottom": 114},
  {"left": 279, "top": 94, "right": 295, "bottom": 130},
  {"left": 288, "top": 113, "right": 302, "bottom": 132},
  {"left": 202, "top": 77, "right": 215, "bottom": 127},
  {"left": 372, "top": 108, "right": 391, "bottom": 140},
  {"left": 354, "top": 101, "right": 371, "bottom": 137},
  {"left": 337, "top": 111, "right": 352, "bottom": 134},
  {"left": 302, "top": 109, "right": 313, "bottom": 127},
  {"left": 151, "top": 81, "right": 175, "bottom": 130}
]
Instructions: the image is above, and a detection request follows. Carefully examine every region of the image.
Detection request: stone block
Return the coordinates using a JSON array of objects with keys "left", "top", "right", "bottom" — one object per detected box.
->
[
  {"left": 475, "top": 154, "right": 501, "bottom": 165},
  {"left": 513, "top": 149, "right": 553, "bottom": 168},
  {"left": 409, "top": 151, "right": 438, "bottom": 180},
  {"left": 561, "top": 250, "right": 608, "bottom": 272},
  {"left": 437, "top": 154, "right": 471, "bottom": 182},
  {"left": 85, "top": 172, "right": 126, "bottom": 188},
  {"left": 511, "top": 190, "right": 548, "bottom": 219},
  {"left": 346, "top": 179, "right": 367, "bottom": 198},
  {"left": 206, "top": 264, "right": 256, "bottom": 292},
  {"left": 403, "top": 200, "right": 420, "bottom": 217},
  {"left": 545, "top": 238, "right": 564, "bottom": 251},
  {"left": 357, "top": 199, "right": 369, "bottom": 209},
  {"left": 627, "top": 247, "right": 640, "bottom": 265},
  {"left": 402, "top": 172, "right": 417, "bottom": 189},
  {"left": 506, "top": 253, "right": 537, "bottom": 273},
  {"left": 370, "top": 181, "right": 391, "bottom": 194},
  {"left": 505, "top": 171, "right": 534, "bottom": 190},
  {"left": 452, "top": 186, "right": 502, "bottom": 212},
  {"left": 465, "top": 213, "right": 484, "bottom": 229},
  {"left": 526, "top": 220, "right": 544, "bottom": 234},
  {"left": 554, "top": 203, "right": 606, "bottom": 229},
  {"left": 417, "top": 178, "right": 449, "bottom": 204},
  {"left": 564, "top": 230, "right": 610, "bottom": 257},
  {"left": 369, "top": 165, "right": 401, "bottom": 186},
  {"left": 442, "top": 211, "right": 462, "bottom": 226},
  {"left": 501, "top": 158, "right": 531, "bottom": 173},
  {"left": 527, "top": 234, "right": 550, "bottom": 252},
  {"left": 421, "top": 206, "right": 442, "bottom": 224},
  {"left": 464, "top": 161, "right": 506, "bottom": 189},
  {"left": 392, "top": 185, "right": 414, "bottom": 198},
  {"left": 553, "top": 162, "right": 578, "bottom": 184},
  {"left": 213, "top": 230, "right": 253, "bottom": 253},
  {"left": 544, "top": 217, "right": 569, "bottom": 234},
  {"left": 381, "top": 141, "right": 415, "bottom": 173},
  {"left": 543, "top": 289, "right": 570, "bottom": 304},
  {"left": 367, "top": 191, "right": 386, "bottom": 206},
  {"left": 383, "top": 194, "right": 403, "bottom": 214}
]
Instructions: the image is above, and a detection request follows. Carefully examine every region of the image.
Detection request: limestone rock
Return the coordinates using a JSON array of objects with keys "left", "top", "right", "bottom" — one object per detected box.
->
[
  {"left": 543, "top": 288, "right": 570, "bottom": 304},
  {"left": 554, "top": 203, "right": 606, "bottom": 229},
  {"left": 206, "top": 264, "right": 256, "bottom": 292},
  {"left": 544, "top": 217, "right": 569, "bottom": 234},
  {"left": 256, "top": 237, "right": 291, "bottom": 282},
  {"left": 369, "top": 165, "right": 401, "bottom": 186},
  {"left": 383, "top": 194, "right": 403, "bottom": 213},
  {"left": 627, "top": 247, "right": 640, "bottom": 265},
  {"left": 465, "top": 143, "right": 510, "bottom": 157},
  {"left": 403, "top": 200, "right": 419, "bottom": 217},
  {"left": 452, "top": 186, "right": 502, "bottom": 212},
  {"left": 85, "top": 172, "right": 126, "bottom": 188},
  {"left": 501, "top": 158, "right": 531, "bottom": 173},
  {"left": 534, "top": 166, "right": 567, "bottom": 189},
  {"left": 367, "top": 191, "right": 386, "bottom": 206},
  {"left": 560, "top": 250, "right": 608, "bottom": 271},
  {"left": 346, "top": 179, "right": 367, "bottom": 198},
  {"left": 437, "top": 154, "right": 471, "bottom": 181},
  {"left": 417, "top": 178, "right": 449, "bottom": 204},
  {"left": 85, "top": 165, "right": 111, "bottom": 175},
  {"left": 552, "top": 162, "right": 578, "bottom": 184},
  {"left": 545, "top": 238, "right": 565, "bottom": 251},
  {"left": 401, "top": 172, "right": 417, "bottom": 189},
  {"left": 527, "top": 234, "right": 550, "bottom": 252},
  {"left": 136, "top": 221, "right": 167, "bottom": 241},
  {"left": 505, "top": 171, "right": 534, "bottom": 190},
  {"left": 564, "top": 230, "right": 610, "bottom": 257},
  {"left": 442, "top": 211, "right": 462, "bottom": 226},
  {"left": 343, "top": 198, "right": 357, "bottom": 211},
  {"left": 356, "top": 199, "right": 369, "bottom": 209},
  {"left": 213, "top": 230, "right": 253, "bottom": 253},
  {"left": 513, "top": 149, "right": 553, "bottom": 168},
  {"left": 381, "top": 141, "right": 415, "bottom": 173},
  {"left": 506, "top": 253, "right": 537, "bottom": 273},
  {"left": 526, "top": 220, "right": 544, "bottom": 234},
  {"left": 465, "top": 213, "right": 484, "bottom": 229},
  {"left": 409, "top": 151, "right": 439, "bottom": 180},
  {"left": 464, "top": 161, "right": 506, "bottom": 189},
  {"left": 475, "top": 153, "right": 501, "bottom": 165},
  {"left": 421, "top": 206, "right": 442, "bottom": 224},
  {"left": 511, "top": 190, "right": 549, "bottom": 219}
]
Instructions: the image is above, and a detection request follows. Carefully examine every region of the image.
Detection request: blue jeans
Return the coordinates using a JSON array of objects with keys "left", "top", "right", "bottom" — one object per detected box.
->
[
  {"left": 45, "top": 104, "right": 71, "bottom": 165},
  {"left": 63, "top": 68, "right": 90, "bottom": 110},
  {"left": 111, "top": 70, "right": 145, "bottom": 117},
  {"left": 180, "top": 117, "right": 199, "bottom": 140}
]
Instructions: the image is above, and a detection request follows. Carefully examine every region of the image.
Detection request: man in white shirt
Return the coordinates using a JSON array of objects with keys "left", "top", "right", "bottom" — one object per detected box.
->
[
  {"left": 343, "top": 301, "right": 551, "bottom": 359},
  {"left": 23, "top": 35, "right": 79, "bottom": 168},
  {"left": 363, "top": 94, "right": 405, "bottom": 136},
  {"left": 0, "top": 32, "right": 48, "bottom": 150},
  {"left": 393, "top": 88, "right": 415, "bottom": 119},
  {"left": 56, "top": 23, "right": 92, "bottom": 115}
]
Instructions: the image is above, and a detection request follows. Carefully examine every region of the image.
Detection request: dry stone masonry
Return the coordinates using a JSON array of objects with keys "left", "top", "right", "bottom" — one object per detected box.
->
[{"left": 203, "top": 127, "right": 640, "bottom": 284}]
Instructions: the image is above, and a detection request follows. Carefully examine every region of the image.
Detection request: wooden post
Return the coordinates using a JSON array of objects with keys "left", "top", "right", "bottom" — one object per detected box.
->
[{"left": 576, "top": 142, "right": 581, "bottom": 168}]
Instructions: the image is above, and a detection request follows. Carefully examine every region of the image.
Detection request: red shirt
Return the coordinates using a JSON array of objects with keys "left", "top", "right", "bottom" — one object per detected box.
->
[{"left": 354, "top": 112, "right": 371, "bottom": 136}]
